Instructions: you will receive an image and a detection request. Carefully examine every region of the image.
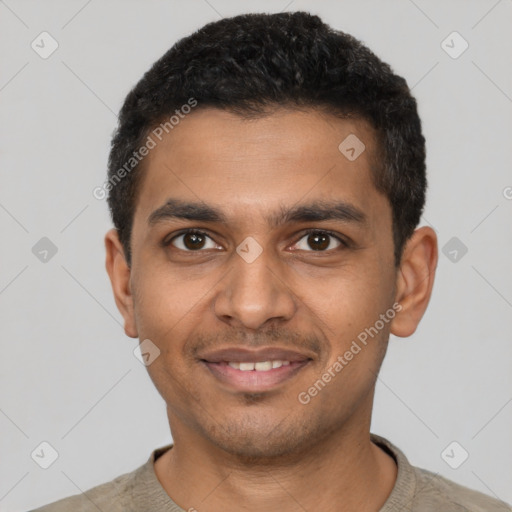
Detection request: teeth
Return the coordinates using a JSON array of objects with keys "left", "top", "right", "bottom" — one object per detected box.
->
[
  {"left": 227, "top": 360, "right": 291, "bottom": 371},
  {"left": 255, "top": 361, "right": 273, "bottom": 371}
]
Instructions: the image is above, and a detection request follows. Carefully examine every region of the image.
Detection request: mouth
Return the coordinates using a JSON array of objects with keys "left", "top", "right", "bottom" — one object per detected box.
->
[{"left": 199, "top": 347, "right": 314, "bottom": 392}]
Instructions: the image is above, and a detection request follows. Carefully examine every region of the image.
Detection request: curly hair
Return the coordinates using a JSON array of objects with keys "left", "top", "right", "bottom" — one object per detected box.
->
[{"left": 107, "top": 11, "right": 426, "bottom": 267}]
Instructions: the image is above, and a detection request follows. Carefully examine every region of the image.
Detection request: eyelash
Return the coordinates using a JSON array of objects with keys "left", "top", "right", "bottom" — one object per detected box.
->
[{"left": 163, "top": 228, "right": 350, "bottom": 252}]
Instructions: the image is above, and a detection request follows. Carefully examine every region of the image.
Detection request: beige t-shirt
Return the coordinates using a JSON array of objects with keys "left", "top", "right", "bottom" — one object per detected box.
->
[{"left": 31, "top": 434, "right": 511, "bottom": 511}]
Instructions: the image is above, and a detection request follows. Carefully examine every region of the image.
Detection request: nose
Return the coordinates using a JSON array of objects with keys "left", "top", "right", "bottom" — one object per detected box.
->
[{"left": 213, "top": 245, "right": 297, "bottom": 331}]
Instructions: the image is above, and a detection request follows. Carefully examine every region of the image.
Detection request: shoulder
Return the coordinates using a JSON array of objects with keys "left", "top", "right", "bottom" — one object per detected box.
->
[
  {"left": 412, "top": 466, "right": 512, "bottom": 512},
  {"left": 29, "top": 463, "right": 144, "bottom": 512},
  {"left": 371, "top": 434, "right": 511, "bottom": 512}
]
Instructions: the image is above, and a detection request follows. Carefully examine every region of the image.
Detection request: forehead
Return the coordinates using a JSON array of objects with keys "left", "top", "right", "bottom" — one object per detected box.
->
[{"left": 134, "top": 107, "right": 389, "bottom": 230}]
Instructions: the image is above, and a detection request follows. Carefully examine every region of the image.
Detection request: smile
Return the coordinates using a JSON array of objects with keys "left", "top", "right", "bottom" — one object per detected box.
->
[{"left": 201, "top": 359, "right": 311, "bottom": 392}]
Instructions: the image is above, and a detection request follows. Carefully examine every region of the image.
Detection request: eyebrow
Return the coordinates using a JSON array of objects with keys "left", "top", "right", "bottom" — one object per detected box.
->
[{"left": 148, "top": 198, "right": 368, "bottom": 229}]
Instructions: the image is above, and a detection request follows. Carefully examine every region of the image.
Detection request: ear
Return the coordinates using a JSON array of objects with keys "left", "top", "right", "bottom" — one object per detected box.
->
[
  {"left": 105, "top": 228, "right": 138, "bottom": 338},
  {"left": 391, "top": 226, "right": 438, "bottom": 338}
]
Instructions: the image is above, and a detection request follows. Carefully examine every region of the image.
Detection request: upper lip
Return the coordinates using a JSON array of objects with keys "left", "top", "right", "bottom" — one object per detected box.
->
[{"left": 199, "top": 347, "right": 313, "bottom": 363}]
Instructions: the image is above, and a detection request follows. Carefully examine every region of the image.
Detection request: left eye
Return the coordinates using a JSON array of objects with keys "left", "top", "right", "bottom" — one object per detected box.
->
[{"left": 294, "top": 231, "right": 344, "bottom": 251}]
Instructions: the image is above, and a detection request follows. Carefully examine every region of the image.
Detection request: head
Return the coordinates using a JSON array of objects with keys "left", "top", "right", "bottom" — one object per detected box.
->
[{"left": 105, "top": 12, "right": 437, "bottom": 461}]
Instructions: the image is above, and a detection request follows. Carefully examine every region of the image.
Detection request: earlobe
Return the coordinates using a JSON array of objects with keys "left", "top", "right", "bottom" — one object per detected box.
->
[
  {"left": 390, "top": 226, "right": 438, "bottom": 338},
  {"left": 104, "top": 229, "right": 138, "bottom": 338}
]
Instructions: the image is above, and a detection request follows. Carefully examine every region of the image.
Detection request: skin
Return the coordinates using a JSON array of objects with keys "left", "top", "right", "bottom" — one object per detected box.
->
[{"left": 105, "top": 107, "right": 438, "bottom": 512}]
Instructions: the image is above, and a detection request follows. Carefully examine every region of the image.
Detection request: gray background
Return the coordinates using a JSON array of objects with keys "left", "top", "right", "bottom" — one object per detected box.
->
[{"left": 1, "top": 0, "right": 511, "bottom": 510}]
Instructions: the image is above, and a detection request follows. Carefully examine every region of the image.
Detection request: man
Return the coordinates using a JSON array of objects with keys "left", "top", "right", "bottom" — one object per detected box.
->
[{"left": 32, "top": 11, "right": 511, "bottom": 512}]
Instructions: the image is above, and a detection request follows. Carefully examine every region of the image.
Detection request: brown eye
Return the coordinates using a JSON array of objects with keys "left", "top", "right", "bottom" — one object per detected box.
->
[
  {"left": 183, "top": 232, "right": 206, "bottom": 250},
  {"left": 294, "top": 231, "right": 343, "bottom": 251},
  {"left": 169, "top": 230, "right": 218, "bottom": 251}
]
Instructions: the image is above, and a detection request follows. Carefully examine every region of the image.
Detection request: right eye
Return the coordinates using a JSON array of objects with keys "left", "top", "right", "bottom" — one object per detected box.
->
[{"left": 166, "top": 229, "right": 221, "bottom": 251}]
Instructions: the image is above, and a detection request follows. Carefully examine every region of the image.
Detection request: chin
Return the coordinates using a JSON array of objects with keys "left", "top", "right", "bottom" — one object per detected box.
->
[{"left": 203, "top": 414, "right": 317, "bottom": 463}]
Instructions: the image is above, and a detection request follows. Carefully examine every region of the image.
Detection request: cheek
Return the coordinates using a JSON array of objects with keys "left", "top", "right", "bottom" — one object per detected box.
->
[
  {"left": 319, "top": 262, "right": 382, "bottom": 314},
  {"left": 131, "top": 262, "right": 209, "bottom": 338},
  {"left": 317, "top": 267, "right": 394, "bottom": 359}
]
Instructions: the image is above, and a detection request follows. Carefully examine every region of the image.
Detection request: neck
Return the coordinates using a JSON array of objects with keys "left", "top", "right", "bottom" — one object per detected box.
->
[{"left": 154, "top": 417, "right": 397, "bottom": 512}]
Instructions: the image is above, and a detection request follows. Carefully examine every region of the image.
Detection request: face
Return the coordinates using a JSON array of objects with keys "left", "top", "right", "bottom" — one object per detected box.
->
[{"left": 107, "top": 107, "right": 435, "bottom": 460}]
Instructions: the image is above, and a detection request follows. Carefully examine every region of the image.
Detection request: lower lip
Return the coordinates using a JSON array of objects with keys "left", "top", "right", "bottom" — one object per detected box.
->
[{"left": 202, "top": 360, "right": 311, "bottom": 392}]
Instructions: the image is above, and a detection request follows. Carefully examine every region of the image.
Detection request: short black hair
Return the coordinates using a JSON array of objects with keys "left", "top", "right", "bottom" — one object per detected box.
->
[{"left": 106, "top": 11, "right": 426, "bottom": 267}]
